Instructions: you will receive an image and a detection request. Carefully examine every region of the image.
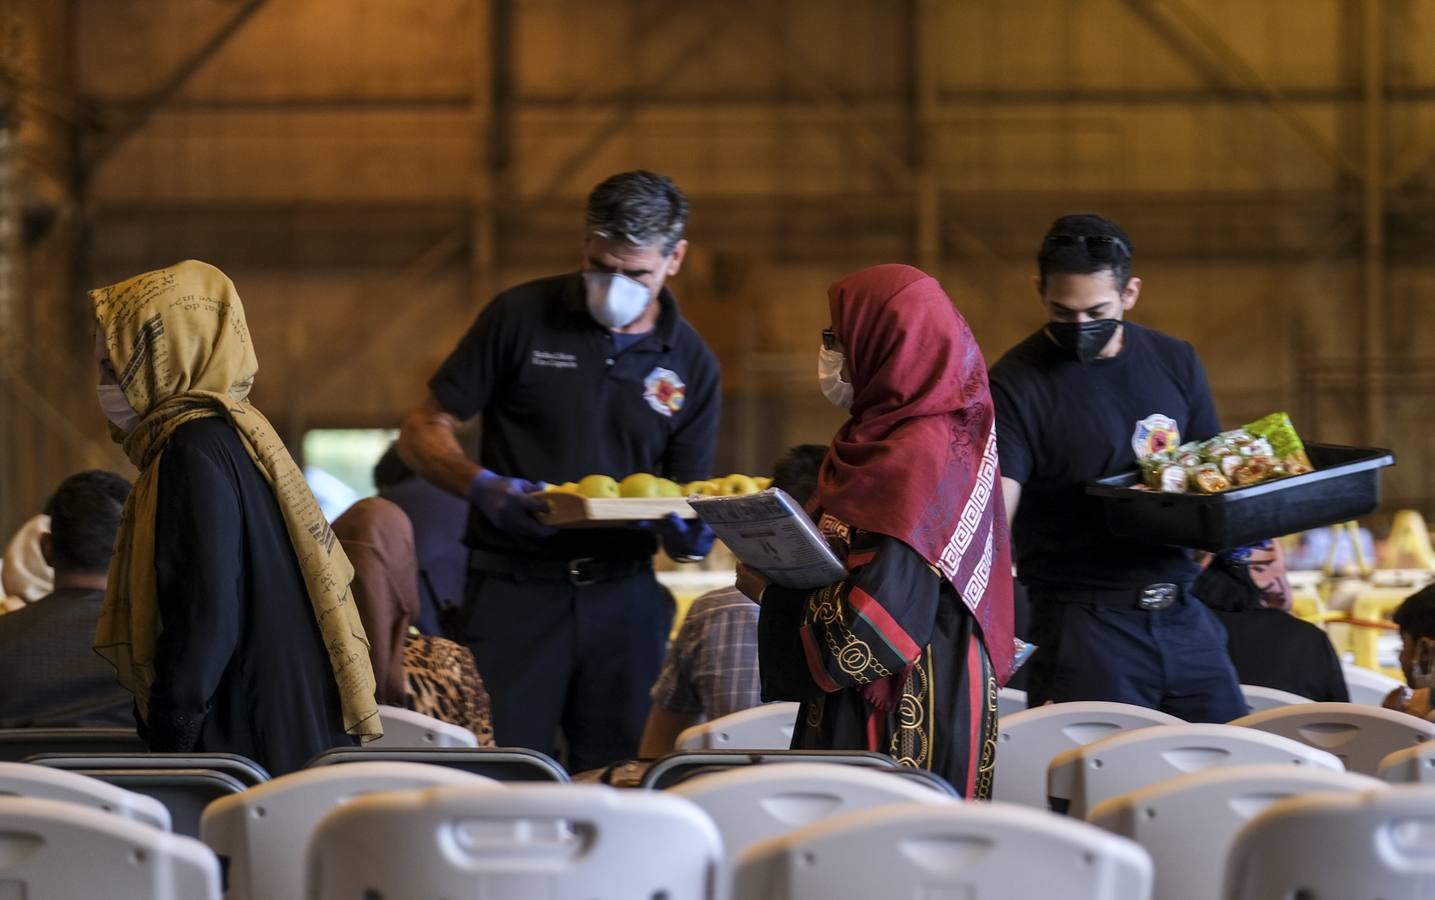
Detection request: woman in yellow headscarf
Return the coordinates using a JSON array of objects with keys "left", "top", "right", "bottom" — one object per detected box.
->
[{"left": 90, "top": 260, "right": 380, "bottom": 775}]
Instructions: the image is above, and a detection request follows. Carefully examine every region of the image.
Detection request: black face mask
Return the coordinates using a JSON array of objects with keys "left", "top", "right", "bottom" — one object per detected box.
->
[{"left": 1047, "top": 319, "right": 1121, "bottom": 364}]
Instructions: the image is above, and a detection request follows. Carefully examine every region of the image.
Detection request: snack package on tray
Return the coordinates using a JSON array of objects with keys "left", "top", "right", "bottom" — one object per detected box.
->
[{"left": 1134, "top": 412, "right": 1313, "bottom": 494}]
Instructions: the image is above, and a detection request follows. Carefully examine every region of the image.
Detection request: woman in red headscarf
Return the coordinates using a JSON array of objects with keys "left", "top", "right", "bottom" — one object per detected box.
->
[{"left": 739, "top": 264, "right": 1015, "bottom": 798}]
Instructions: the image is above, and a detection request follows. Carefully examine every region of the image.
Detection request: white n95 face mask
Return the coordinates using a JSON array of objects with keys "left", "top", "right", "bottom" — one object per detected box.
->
[
  {"left": 96, "top": 384, "right": 140, "bottom": 434},
  {"left": 818, "top": 345, "right": 853, "bottom": 409},
  {"left": 583, "top": 271, "right": 652, "bottom": 330}
]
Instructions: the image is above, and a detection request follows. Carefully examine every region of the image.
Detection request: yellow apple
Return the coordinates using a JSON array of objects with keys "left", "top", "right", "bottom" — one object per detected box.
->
[
  {"left": 720, "top": 474, "right": 759, "bottom": 496},
  {"left": 686, "top": 480, "right": 721, "bottom": 497},
  {"left": 578, "top": 474, "right": 620, "bottom": 499},
  {"left": 655, "top": 477, "right": 683, "bottom": 498},
  {"left": 619, "top": 473, "right": 661, "bottom": 498}
]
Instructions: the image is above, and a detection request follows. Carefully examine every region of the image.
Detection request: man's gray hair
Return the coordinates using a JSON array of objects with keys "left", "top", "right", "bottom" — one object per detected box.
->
[{"left": 585, "top": 170, "right": 689, "bottom": 256}]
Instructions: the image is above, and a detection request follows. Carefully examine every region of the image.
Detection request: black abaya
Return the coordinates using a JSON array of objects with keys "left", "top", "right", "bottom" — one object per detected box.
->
[
  {"left": 758, "top": 531, "right": 998, "bottom": 798},
  {"left": 146, "top": 417, "right": 355, "bottom": 775}
]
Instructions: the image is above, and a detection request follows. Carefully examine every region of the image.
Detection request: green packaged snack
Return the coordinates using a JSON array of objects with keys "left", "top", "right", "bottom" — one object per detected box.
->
[{"left": 1244, "top": 412, "right": 1312, "bottom": 470}]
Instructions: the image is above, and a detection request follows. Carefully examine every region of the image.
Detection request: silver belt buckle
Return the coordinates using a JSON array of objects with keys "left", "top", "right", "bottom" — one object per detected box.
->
[
  {"left": 568, "top": 557, "right": 598, "bottom": 586},
  {"left": 1139, "top": 583, "right": 1178, "bottom": 610}
]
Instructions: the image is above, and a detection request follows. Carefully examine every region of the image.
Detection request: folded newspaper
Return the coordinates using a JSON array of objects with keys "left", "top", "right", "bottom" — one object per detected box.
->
[{"left": 688, "top": 488, "right": 847, "bottom": 589}]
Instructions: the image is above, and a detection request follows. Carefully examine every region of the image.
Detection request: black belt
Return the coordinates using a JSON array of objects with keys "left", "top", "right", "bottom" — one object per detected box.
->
[
  {"left": 1030, "top": 582, "right": 1188, "bottom": 611},
  {"left": 469, "top": 550, "right": 651, "bottom": 586}
]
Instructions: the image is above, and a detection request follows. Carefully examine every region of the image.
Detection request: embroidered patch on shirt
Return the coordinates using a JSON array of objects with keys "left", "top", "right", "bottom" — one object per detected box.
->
[
  {"left": 1131, "top": 413, "right": 1180, "bottom": 459},
  {"left": 643, "top": 367, "right": 686, "bottom": 417}
]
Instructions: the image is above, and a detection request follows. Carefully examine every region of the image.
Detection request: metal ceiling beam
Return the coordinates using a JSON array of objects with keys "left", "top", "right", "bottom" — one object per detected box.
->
[
  {"left": 533, "top": 1, "right": 738, "bottom": 202},
  {"left": 308, "top": 227, "right": 469, "bottom": 393},
  {"left": 728, "top": 0, "right": 1002, "bottom": 277},
  {"left": 1360, "top": 0, "right": 1386, "bottom": 446},
  {"left": 87, "top": 0, "right": 267, "bottom": 170},
  {"left": 1123, "top": 0, "right": 1363, "bottom": 182},
  {"left": 84, "top": 83, "right": 1435, "bottom": 111},
  {"left": 909, "top": 0, "right": 941, "bottom": 275}
]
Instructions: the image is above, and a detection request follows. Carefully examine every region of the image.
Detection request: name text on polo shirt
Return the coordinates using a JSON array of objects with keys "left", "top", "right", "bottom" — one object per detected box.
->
[{"left": 531, "top": 350, "right": 579, "bottom": 369}]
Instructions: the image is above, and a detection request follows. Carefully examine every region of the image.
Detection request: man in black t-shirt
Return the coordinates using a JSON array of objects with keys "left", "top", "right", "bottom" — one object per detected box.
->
[
  {"left": 398, "top": 171, "right": 721, "bottom": 771},
  {"left": 990, "top": 214, "right": 1245, "bottom": 722}
]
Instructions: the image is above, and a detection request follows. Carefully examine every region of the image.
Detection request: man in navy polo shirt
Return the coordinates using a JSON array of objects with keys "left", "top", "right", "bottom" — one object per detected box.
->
[
  {"left": 990, "top": 214, "right": 1245, "bottom": 723},
  {"left": 399, "top": 171, "right": 720, "bottom": 770}
]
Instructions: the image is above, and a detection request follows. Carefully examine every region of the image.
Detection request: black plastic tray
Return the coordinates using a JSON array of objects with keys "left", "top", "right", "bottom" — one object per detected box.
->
[{"left": 1085, "top": 442, "right": 1395, "bottom": 552}]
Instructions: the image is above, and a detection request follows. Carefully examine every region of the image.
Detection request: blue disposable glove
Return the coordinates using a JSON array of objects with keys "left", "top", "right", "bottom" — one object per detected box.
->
[
  {"left": 467, "top": 470, "right": 558, "bottom": 539},
  {"left": 653, "top": 512, "right": 716, "bottom": 562}
]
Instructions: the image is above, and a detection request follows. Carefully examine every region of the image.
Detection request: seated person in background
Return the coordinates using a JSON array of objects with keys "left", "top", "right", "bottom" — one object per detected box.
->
[
  {"left": 0, "top": 471, "right": 135, "bottom": 727},
  {"left": 637, "top": 443, "right": 827, "bottom": 757},
  {"left": 2, "top": 513, "right": 54, "bottom": 614},
  {"left": 373, "top": 443, "right": 468, "bottom": 636},
  {"left": 1286, "top": 525, "right": 1376, "bottom": 573},
  {"left": 1195, "top": 541, "right": 1348, "bottom": 703},
  {"left": 333, "top": 497, "right": 495, "bottom": 745},
  {"left": 1384, "top": 585, "right": 1435, "bottom": 718}
]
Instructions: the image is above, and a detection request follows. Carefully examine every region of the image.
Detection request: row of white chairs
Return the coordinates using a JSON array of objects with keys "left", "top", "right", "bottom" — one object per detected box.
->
[
  {"left": 8, "top": 752, "right": 1435, "bottom": 899},
  {"left": 0, "top": 759, "right": 1145, "bottom": 899},
  {"left": 993, "top": 699, "right": 1435, "bottom": 899},
  {"left": 993, "top": 699, "right": 1435, "bottom": 809},
  {"left": 4, "top": 689, "right": 1431, "bottom": 899},
  {"left": 678, "top": 663, "right": 1407, "bottom": 760},
  {"left": 995, "top": 662, "right": 1405, "bottom": 720}
]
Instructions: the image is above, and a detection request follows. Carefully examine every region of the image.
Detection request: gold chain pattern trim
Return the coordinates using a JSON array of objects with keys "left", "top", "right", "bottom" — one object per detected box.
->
[
  {"left": 889, "top": 649, "right": 933, "bottom": 769},
  {"left": 971, "top": 665, "right": 998, "bottom": 800},
  {"left": 805, "top": 581, "right": 893, "bottom": 685}
]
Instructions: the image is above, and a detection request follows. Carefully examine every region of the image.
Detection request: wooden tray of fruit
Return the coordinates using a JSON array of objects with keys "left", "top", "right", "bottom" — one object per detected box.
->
[{"left": 539, "top": 473, "right": 770, "bottom": 527}]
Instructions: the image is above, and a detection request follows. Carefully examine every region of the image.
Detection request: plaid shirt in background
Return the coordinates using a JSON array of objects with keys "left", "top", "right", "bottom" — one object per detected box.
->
[{"left": 650, "top": 585, "right": 761, "bottom": 719}]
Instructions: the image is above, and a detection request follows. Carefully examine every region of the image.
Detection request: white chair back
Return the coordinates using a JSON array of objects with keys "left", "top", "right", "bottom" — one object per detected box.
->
[
  {"left": 1048, "top": 724, "right": 1343, "bottom": 819},
  {"left": 0, "top": 795, "right": 219, "bottom": 899},
  {"left": 998, "top": 687, "right": 1028, "bottom": 718},
  {"left": 993, "top": 701, "right": 1183, "bottom": 808},
  {"left": 732, "top": 801, "right": 1153, "bottom": 900},
  {"left": 1340, "top": 664, "right": 1404, "bottom": 707},
  {"left": 1377, "top": 740, "right": 1435, "bottom": 783},
  {"left": 369, "top": 704, "right": 479, "bottom": 748},
  {"left": 201, "top": 760, "right": 495, "bottom": 900},
  {"left": 1224, "top": 786, "right": 1435, "bottom": 899},
  {"left": 1239, "top": 684, "right": 1313, "bottom": 714},
  {"left": 0, "top": 760, "right": 170, "bottom": 830},
  {"left": 307, "top": 784, "right": 724, "bottom": 899},
  {"left": 676, "top": 702, "right": 800, "bottom": 750},
  {"left": 669, "top": 761, "right": 951, "bottom": 866},
  {"left": 1087, "top": 764, "right": 1384, "bottom": 900},
  {"left": 1231, "top": 701, "right": 1435, "bottom": 774}
]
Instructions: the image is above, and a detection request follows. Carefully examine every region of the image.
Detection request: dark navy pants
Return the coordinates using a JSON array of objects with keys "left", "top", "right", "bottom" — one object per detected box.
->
[
  {"left": 460, "top": 566, "right": 673, "bottom": 774},
  {"left": 1025, "top": 588, "right": 1247, "bottom": 723}
]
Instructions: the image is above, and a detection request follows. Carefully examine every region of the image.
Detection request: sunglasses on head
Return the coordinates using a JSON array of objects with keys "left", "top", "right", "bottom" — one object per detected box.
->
[{"left": 1042, "top": 233, "right": 1131, "bottom": 261}]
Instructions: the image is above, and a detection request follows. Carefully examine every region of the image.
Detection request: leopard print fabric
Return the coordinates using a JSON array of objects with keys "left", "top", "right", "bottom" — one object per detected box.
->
[{"left": 402, "top": 634, "right": 496, "bottom": 747}]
